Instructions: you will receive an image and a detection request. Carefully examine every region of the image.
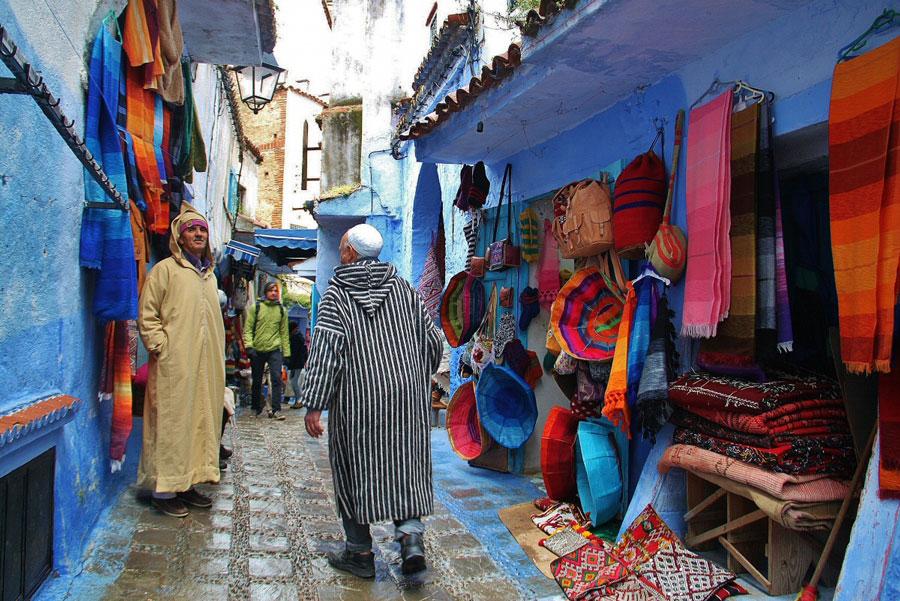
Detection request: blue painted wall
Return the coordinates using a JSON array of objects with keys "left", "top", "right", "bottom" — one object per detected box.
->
[{"left": 0, "top": 0, "right": 145, "bottom": 579}]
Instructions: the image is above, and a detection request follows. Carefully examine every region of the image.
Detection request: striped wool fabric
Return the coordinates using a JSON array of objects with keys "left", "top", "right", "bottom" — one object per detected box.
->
[
  {"left": 463, "top": 210, "right": 482, "bottom": 271},
  {"left": 299, "top": 259, "right": 444, "bottom": 523},
  {"left": 126, "top": 65, "right": 167, "bottom": 234},
  {"left": 699, "top": 104, "right": 760, "bottom": 366},
  {"left": 682, "top": 91, "right": 733, "bottom": 337},
  {"left": 519, "top": 207, "right": 541, "bottom": 263},
  {"left": 756, "top": 101, "right": 777, "bottom": 338},
  {"left": 829, "top": 36, "right": 900, "bottom": 374}
]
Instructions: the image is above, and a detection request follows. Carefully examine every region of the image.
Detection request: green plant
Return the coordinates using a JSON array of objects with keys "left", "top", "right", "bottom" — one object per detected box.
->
[{"left": 319, "top": 183, "right": 362, "bottom": 201}]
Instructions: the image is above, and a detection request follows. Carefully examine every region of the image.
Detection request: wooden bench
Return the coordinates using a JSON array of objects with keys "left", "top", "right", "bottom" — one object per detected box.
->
[{"left": 683, "top": 470, "right": 837, "bottom": 596}]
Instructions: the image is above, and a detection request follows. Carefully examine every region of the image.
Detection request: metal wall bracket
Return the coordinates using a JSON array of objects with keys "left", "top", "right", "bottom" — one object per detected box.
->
[{"left": 0, "top": 76, "right": 27, "bottom": 94}]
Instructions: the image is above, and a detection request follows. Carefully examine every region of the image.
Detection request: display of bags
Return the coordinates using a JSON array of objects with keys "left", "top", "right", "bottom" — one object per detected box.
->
[
  {"left": 552, "top": 175, "right": 614, "bottom": 259},
  {"left": 613, "top": 137, "right": 667, "bottom": 259},
  {"left": 486, "top": 163, "right": 521, "bottom": 271}
]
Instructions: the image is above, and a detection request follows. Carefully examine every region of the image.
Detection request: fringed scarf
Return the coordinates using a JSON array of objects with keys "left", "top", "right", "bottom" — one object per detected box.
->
[
  {"left": 636, "top": 295, "right": 676, "bottom": 442},
  {"left": 698, "top": 104, "right": 760, "bottom": 366},
  {"left": 100, "top": 321, "right": 134, "bottom": 472},
  {"left": 682, "top": 92, "right": 733, "bottom": 337},
  {"left": 829, "top": 36, "right": 900, "bottom": 374},
  {"left": 602, "top": 282, "right": 636, "bottom": 436},
  {"left": 756, "top": 100, "right": 777, "bottom": 341}
]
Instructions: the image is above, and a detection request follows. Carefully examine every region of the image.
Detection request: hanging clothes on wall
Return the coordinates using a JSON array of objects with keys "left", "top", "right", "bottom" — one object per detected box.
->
[
  {"left": 756, "top": 100, "right": 778, "bottom": 348},
  {"left": 538, "top": 218, "right": 561, "bottom": 310},
  {"left": 681, "top": 91, "right": 733, "bottom": 338},
  {"left": 126, "top": 65, "right": 167, "bottom": 234},
  {"left": 80, "top": 23, "right": 138, "bottom": 322},
  {"left": 155, "top": 0, "right": 185, "bottom": 105},
  {"left": 99, "top": 321, "right": 134, "bottom": 472},
  {"left": 829, "top": 35, "right": 900, "bottom": 374}
]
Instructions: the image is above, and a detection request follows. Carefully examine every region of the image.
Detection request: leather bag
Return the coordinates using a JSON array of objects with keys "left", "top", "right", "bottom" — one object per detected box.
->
[
  {"left": 486, "top": 163, "right": 521, "bottom": 271},
  {"left": 552, "top": 175, "right": 614, "bottom": 259}
]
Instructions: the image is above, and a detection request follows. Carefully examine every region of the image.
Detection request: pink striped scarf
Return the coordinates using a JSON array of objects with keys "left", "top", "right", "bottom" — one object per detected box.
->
[{"left": 682, "top": 92, "right": 733, "bottom": 338}]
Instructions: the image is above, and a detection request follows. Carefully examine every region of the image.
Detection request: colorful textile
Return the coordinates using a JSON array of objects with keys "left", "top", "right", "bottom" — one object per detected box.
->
[
  {"left": 829, "top": 35, "right": 900, "bottom": 374},
  {"left": 532, "top": 502, "right": 591, "bottom": 535},
  {"left": 774, "top": 178, "right": 794, "bottom": 352},
  {"left": 463, "top": 210, "right": 481, "bottom": 271},
  {"left": 551, "top": 504, "right": 743, "bottom": 601},
  {"left": 699, "top": 104, "right": 760, "bottom": 367},
  {"left": 126, "top": 64, "right": 167, "bottom": 234},
  {"left": 636, "top": 295, "right": 674, "bottom": 442},
  {"left": 880, "top": 362, "right": 900, "bottom": 496},
  {"left": 686, "top": 400, "right": 848, "bottom": 436},
  {"left": 539, "top": 218, "right": 561, "bottom": 309},
  {"left": 572, "top": 361, "right": 605, "bottom": 420},
  {"left": 756, "top": 100, "right": 777, "bottom": 338},
  {"left": 668, "top": 372, "right": 840, "bottom": 414},
  {"left": 520, "top": 207, "right": 541, "bottom": 263},
  {"left": 440, "top": 271, "right": 485, "bottom": 348},
  {"left": 673, "top": 428, "right": 855, "bottom": 477},
  {"left": 100, "top": 322, "right": 134, "bottom": 472},
  {"left": 627, "top": 278, "right": 656, "bottom": 408},
  {"left": 682, "top": 92, "right": 733, "bottom": 338},
  {"left": 603, "top": 282, "right": 636, "bottom": 435},
  {"left": 540, "top": 524, "right": 593, "bottom": 557},
  {"left": 80, "top": 25, "right": 138, "bottom": 322},
  {"left": 446, "top": 381, "right": 481, "bottom": 461},
  {"left": 417, "top": 230, "right": 445, "bottom": 324},
  {"left": 659, "top": 444, "right": 850, "bottom": 502},
  {"left": 672, "top": 409, "right": 852, "bottom": 449}
]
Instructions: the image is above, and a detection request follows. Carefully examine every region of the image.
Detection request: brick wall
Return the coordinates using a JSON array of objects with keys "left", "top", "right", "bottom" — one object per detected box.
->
[{"left": 240, "top": 88, "right": 288, "bottom": 227}]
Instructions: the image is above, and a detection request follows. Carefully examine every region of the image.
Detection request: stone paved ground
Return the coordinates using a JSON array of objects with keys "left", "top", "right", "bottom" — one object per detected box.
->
[{"left": 45, "top": 409, "right": 564, "bottom": 601}]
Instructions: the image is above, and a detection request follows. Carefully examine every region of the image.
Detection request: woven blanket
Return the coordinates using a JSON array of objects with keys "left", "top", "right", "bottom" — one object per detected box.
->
[
  {"left": 682, "top": 92, "right": 733, "bottom": 338},
  {"left": 673, "top": 428, "right": 855, "bottom": 477},
  {"left": 99, "top": 321, "right": 134, "bottom": 472},
  {"left": 417, "top": 223, "right": 445, "bottom": 324},
  {"left": 773, "top": 178, "right": 794, "bottom": 352},
  {"left": 668, "top": 372, "right": 840, "bottom": 414},
  {"left": 880, "top": 360, "right": 900, "bottom": 497},
  {"left": 551, "top": 504, "right": 743, "bottom": 601},
  {"left": 699, "top": 104, "right": 760, "bottom": 367},
  {"left": 686, "top": 403, "right": 849, "bottom": 438},
  {"left": 126, "top": 65, "right": 167, "bottom": 234},
  {"left": 672, "top": 409, "right": 853, "bottom": 449},
  {"left": 659, "top": 444, "right": 850, "bottom": 502},
  {"left": 603, "top": 282, "right": 636, "bottom": 435},
  {"left": 829, "top": 35, "right": 900, "bottom": 374},
  {"left": 756, "top": 101, "right": 777, "bottom": 343}
]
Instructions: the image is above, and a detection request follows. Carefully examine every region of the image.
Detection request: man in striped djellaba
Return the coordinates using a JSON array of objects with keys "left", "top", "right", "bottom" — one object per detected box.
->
[{"left": 300, "top": 224, "right": 444, "bottom": 578}]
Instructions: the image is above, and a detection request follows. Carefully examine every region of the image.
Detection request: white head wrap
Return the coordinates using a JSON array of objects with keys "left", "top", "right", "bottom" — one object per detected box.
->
[{"left": 347, "top": 224, "right": 384, "bottom": 258}]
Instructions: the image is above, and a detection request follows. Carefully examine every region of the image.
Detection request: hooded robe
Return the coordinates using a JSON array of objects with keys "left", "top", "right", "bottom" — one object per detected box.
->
[
  {"left": 136, "top": 206, "right": 225, "bottom": 492},
  {"left": 300, "top": 259, "right": 444, "bottom": 523}
]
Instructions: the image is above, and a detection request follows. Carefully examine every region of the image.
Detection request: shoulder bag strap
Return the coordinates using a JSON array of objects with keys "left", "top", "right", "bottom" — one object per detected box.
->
[
  {"left": 491, "top": 164, "right": 511, "bottom": 243},
  {"left": 662, "top": 110, "right": 685, "bottom": 225}
]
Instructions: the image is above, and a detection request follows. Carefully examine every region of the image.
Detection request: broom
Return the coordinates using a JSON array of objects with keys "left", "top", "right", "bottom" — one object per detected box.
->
[{"left": 795, "top": 426, "right": 875, "bottom": 601}]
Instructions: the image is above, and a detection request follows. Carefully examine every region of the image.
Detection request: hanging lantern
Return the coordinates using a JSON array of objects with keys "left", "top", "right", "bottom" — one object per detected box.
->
[{"left": 233, "top": 53, "right": 285, "bottom": 114}]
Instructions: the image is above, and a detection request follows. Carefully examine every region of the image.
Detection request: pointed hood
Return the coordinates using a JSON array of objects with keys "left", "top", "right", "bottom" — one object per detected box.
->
[
  {"left": 331, "top": 259, "right": 397, "bottom": 317},
  {"left": 169, "top": 202, "right": 214, "bottom": 274}
]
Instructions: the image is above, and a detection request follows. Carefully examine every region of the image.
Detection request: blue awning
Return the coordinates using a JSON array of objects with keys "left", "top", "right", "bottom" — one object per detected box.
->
[{"left": 254, "top": 228, "right": 317, "bottom": 250}]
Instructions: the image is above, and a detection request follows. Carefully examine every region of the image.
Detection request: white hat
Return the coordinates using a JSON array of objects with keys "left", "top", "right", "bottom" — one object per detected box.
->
[{"left": 347, "top": 224, "right": 384, "bottom": 258}]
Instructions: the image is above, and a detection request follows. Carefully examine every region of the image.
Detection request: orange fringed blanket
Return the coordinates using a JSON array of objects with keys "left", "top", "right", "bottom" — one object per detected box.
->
[
  {"left": 602, "top": 282, "right": 636, "bottom": 436},
  {"left": 829, "top": 36, "right": 900, "bottom": 374}
]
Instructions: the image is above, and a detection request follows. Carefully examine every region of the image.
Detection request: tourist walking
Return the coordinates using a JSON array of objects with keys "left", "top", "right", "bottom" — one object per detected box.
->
[{"left": 244, "top": 281, "right": 291, "bottom": 420}]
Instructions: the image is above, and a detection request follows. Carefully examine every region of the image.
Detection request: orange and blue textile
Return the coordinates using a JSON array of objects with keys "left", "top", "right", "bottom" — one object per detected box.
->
[{"left": 829, "top": 36, "right": 900, "bottom": 374}]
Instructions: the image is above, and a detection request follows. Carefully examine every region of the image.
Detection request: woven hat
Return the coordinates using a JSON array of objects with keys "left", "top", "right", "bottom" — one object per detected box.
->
[
  {"left": 613, "top": 151, "right": 666, "bottom": 259},
  {"left": 575, "top": 420, "right": 623, "bottom": 526},
  {"left": 476, "top": 363, "right": 538, "bottom": 449},
  {"left": 550, "top": 267, "right": 624, "bottom": 361},
  {"left": 440, "top": 271, "right": 486, "bottom": 348},
  {"left": 446, "top": 381, "right": 482, "bottom": 460},
  {"left": 541, "top": 406, "right": 579, "bottom": 501}
]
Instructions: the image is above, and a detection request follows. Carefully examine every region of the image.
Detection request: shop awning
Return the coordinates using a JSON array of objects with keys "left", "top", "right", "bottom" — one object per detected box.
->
[
  {"left": 224, "top": 240, "right": 261, "bottom": 265},
  {"left": 291, "top": 256, "right": 318, "bottom": 279},
  {"left": 410, "top": 0, "right": 808, "bottom": 164},
  {"left": 254, "top": 229, "right": 318, "bottom": 251}
]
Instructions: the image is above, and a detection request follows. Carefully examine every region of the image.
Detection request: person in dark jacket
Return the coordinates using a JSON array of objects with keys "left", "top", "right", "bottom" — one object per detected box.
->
[{"left": 286, "top": 321, "right": 308, "bottom": 408}]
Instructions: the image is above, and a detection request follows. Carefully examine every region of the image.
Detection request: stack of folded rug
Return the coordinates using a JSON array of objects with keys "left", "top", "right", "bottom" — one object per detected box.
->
[{"left": 668, "top": 372, "right": 853, "bottom": 478}]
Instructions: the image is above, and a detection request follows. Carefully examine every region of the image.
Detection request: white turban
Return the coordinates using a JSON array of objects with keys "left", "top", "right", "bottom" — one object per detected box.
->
[{"left": 347, "top": 224, "right": 384, "bottom": 258}]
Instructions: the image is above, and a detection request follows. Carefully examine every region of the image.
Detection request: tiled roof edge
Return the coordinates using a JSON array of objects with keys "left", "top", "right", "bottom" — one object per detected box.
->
[{"left": 0, "top": 394, "right": 82, "bottom": 450}]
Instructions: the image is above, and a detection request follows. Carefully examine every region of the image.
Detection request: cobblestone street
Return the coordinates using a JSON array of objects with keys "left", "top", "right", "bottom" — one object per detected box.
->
[{"left": 42, "top": 409, "right": 562, "bottom": 601}]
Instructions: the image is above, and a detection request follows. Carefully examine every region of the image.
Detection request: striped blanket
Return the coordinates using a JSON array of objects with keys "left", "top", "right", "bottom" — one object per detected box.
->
[
  {"left": 100, "top": 321, "right": 134, "bottom": 472},
  {"left": 682, "top": 92, "right": 733, "bottom": 337},
  {"left": 756, "top": 101, "right": 777, "bottom": 340},
  {"left": 829, "top": 36, "right": 900, "bottom": 374},
  {"left": 699, "top": 104, "right": 760, "bottom": 366}
]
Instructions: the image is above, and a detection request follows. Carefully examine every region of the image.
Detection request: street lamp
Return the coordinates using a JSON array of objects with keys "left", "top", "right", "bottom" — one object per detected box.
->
[{"left": 233, "top": 53, "right": 285, "bottom": 114}]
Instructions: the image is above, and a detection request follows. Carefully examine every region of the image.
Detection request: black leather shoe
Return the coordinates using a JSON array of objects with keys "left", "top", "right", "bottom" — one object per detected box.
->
[
  {"left": 400, "top": 533, "right": 426, "bottom": 574},
  {"left": 219, "top": 459, "right": 227, "bottom": 470},
  {"left": 326, "top": 550, "right": 375, "bottom": 579},
  {"left": 177, "top": 488, "right": 213, "bottom": 508},
  {"left": 219, "top": 445, "right": 233, "bottom": 459},
  {"left": 151, "top": 496, "right": 189, "bottom": 518}
]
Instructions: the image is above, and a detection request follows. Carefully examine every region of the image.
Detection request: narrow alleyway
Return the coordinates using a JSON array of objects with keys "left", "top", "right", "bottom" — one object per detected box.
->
[{"left": 41, "top": 411, "right": 563, "bottom": 601}]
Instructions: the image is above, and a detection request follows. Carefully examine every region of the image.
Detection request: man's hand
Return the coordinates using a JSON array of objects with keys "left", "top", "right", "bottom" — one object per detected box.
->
[{"left": 305, "top": 409, "right": 324, "bottom": 438}]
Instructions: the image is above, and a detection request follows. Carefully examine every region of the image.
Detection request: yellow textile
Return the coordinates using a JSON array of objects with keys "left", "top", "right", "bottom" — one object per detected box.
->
[{"left": 137, "top": 206, "right": 224, "bottom": 493}]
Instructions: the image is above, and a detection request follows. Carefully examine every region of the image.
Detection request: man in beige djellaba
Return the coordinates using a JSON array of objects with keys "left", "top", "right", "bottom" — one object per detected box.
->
[{"left": 137, "top": 205, "right": 225, "bottom": 518}]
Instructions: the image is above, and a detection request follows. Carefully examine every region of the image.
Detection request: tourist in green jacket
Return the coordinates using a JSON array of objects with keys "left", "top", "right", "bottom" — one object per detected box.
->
[{"left": 243, "top": 281, "right": 291, "bottom": 420}]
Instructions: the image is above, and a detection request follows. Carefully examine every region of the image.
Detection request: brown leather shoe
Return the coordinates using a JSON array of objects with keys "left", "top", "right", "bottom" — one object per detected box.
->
[
  {"left": 177, "top": 488, "right": 213, "bottom": 508},
  {"left": 151, "top": 496, "right": 189, "bottom": 518}
]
